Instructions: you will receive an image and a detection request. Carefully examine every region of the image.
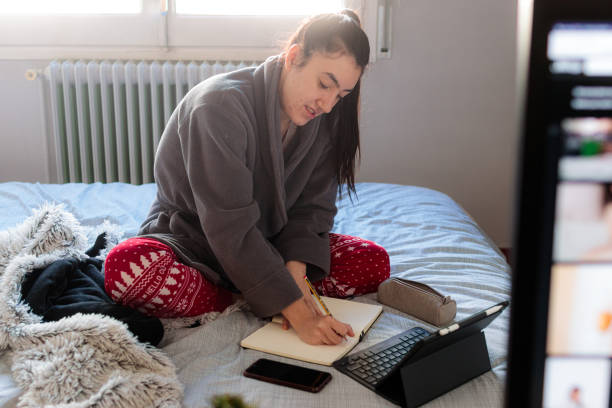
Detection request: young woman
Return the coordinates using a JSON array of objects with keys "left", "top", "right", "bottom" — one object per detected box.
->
[{"left": 104, "top": 10, "right": 390, "bottom": 346}]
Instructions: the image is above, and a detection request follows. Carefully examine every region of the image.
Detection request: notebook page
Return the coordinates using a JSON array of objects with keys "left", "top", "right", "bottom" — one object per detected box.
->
[{"left": 240, "top": 297, "right": 383, "bottom": 366}]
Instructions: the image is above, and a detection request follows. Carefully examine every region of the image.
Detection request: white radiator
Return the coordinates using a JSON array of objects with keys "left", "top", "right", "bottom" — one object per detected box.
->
[{"left": 46, "top": 60, "right": 258, "bottom": 184}]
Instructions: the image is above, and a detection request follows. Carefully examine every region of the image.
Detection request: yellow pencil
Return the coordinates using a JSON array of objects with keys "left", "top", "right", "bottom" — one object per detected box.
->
[{"left": 303, "top": 275, "right": 331, "bottom": 316}]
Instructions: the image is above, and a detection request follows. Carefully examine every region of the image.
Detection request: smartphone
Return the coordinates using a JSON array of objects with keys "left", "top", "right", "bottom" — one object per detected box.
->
[{"left": 243, "top": 358, "right": 332, "bottom": 393}]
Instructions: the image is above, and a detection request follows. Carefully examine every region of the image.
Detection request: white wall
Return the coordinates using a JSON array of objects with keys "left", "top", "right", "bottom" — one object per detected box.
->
[
  {"left": 0, "top": 0, "right": 518, "bottom": 246},
  {"left": 0, "top": 60, "right": 51, "bottom": 182},
  {"left": 359, "top": 0, "right": 518, "bottom": 246}
]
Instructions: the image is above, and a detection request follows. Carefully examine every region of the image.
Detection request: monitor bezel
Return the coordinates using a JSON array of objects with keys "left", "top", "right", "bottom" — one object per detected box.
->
[{"left": 506, "top": 1, "right": 612, "bottom": 407}]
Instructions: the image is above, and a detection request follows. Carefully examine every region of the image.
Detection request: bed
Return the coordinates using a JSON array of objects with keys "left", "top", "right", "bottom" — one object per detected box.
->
[{"left": 0, "top": 181, "right": 511, "bottom": 407}]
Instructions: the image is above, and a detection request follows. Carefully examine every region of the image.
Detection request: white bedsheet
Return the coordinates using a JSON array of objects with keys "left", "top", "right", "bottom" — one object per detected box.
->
[{"left": 0, "top": 182, "right": 511, "bottom": 407}]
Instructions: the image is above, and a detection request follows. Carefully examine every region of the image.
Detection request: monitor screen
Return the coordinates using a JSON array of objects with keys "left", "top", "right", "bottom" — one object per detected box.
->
[
  {"left": 544, "top": 22, "right": 612, "bottom": 408},
  {"left": 507, "top": 3, "right": 612, "bottom": 407}
]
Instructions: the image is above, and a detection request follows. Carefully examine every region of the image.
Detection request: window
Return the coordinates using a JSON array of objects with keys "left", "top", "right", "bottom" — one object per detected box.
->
[
  {"left": 175, "top": 0, "right": 343, "bottom": 16},
  {"left": 0, "top": 0, "right": 141, "bottom": 15},
  {"left": 0, "top": 0, "right": 372, "bottom": 60},
  {"left": 0, "top": 0, "right": 156, "bottom": 49}
]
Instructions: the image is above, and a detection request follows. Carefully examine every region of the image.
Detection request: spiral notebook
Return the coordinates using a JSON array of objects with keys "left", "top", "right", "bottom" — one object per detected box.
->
[{"left": 240, "top": 297, "right": 383, "bottom": 366}]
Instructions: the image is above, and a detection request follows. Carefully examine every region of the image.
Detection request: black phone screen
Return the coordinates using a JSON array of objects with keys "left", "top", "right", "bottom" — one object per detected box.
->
[{"left": 243, "top": 358, "right": 332, "bottom": 392}]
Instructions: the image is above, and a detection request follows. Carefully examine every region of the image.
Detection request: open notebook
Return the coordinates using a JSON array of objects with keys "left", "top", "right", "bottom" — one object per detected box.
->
[{"left": 240, "top": 297, "right": 383, "bottom": 366}]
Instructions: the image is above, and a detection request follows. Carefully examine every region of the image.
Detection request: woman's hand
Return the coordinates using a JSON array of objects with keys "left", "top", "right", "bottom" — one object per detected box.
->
[
  {"left": 281, "top": 261, "right": 355, "bottom": 345},
  {"left": 285, "top": 261, "right": 323, "bottom": 316}
]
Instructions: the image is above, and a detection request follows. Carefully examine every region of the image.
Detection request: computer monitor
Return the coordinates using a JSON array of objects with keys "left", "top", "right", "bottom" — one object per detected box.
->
[{"left": 507, "top": 1, "right": 612, "bottom": 407}]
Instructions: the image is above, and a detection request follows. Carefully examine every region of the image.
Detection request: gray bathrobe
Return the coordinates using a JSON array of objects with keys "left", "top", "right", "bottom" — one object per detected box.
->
[{"left": 139, "top": 56, "right": 338, "bottom": 317}]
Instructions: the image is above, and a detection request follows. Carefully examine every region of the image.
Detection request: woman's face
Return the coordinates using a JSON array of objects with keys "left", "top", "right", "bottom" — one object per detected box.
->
[{"left": 280, "top": 45, "right": 362, "bottom": 127}]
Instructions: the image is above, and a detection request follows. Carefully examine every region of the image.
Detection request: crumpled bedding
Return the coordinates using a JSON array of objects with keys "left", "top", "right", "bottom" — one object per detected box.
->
[
  {"left": 0, "top": 202, "right": 183, "bottom": 407},
  {"left": 21, "top": 245, "right": 164, "bottom": 346},
  {"left": 0, "top": 182, "right": 511, "bottom": 407}
]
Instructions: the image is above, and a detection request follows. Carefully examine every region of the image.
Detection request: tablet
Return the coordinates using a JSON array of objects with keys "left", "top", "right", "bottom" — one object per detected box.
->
[{"left": 408, "top": 300, "right": 509, "bottom": 362}]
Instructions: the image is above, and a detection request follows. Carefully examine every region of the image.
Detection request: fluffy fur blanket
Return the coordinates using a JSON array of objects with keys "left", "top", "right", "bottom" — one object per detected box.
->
[{"left": 0, "top": 204, "right": 183, "bottom": 408}]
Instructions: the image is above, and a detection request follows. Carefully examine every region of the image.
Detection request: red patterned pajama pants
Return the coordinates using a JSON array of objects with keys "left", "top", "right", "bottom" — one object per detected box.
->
[{"left": 104, "top": 233, "right": 390, "bottom": 318}]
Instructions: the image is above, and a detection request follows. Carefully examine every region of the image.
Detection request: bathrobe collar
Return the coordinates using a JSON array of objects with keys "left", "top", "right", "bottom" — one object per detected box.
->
[{"left": 253, "top": 55, "right": 323, "bottom": 225}]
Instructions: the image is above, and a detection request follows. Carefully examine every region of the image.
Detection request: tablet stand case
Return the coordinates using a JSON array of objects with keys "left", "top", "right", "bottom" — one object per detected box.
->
[
  {"left": 399, "top": 331, "right": 491, "bottom": 407},
  {"left": 373, "top": 311, "right": 500, "bottom": 407}
]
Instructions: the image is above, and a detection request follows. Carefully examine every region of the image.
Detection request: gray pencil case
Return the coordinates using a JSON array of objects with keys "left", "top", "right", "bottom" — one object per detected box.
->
[{"left": 377, "top": 278, "right": 456, "bottom": 327}]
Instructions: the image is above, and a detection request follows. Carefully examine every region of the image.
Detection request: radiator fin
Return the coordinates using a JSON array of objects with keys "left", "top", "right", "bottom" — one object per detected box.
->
[{"left": 47, "top": 59, "right": 258, "bottom": 184}]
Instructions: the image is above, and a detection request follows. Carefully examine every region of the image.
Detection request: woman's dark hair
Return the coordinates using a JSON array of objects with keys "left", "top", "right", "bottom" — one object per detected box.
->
[{"left": 285, "top": 9, "right": 370, "bottom": 198}]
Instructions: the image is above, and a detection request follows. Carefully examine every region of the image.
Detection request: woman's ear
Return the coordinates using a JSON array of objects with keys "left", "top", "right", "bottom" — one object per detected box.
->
[{"left": 285, "top": 44, "right": 302, "bottom": 70}]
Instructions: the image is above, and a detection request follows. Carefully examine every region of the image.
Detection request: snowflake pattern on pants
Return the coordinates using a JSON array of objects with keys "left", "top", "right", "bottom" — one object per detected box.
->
[{"left": 104, "top": 233, "right": 390, "bottom": 317}]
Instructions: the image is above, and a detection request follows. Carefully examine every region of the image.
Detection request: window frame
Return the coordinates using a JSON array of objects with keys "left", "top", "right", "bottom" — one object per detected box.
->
[{"left": 0, "top": 0, "right": 374, "bottom": 61}]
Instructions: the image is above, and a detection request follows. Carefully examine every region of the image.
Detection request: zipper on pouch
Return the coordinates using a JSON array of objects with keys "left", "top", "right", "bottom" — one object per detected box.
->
[{"left": 395, "top": 279, "right": 452, "bottom": 305}]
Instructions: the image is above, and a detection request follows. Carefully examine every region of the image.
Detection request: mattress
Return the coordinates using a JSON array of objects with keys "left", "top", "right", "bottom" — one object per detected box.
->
[{"left": 0, "top": 182, "right": 511, "bottom": 407}]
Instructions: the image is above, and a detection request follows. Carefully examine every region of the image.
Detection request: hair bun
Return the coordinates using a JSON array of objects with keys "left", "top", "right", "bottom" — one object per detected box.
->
[{"left": 339, "top": 9, "right": 361, "bottom": 26}]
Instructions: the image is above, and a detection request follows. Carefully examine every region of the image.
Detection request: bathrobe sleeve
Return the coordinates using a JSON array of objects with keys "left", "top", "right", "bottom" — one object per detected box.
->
[
  {"left": 271, "top": 143, "right": 338, "bottom": 282},
  {"left": 177, "top": 103, "right": 303, "bottom": 317}
]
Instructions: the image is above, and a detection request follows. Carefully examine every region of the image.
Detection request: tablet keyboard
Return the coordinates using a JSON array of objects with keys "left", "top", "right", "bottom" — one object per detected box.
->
[{"left": 334, "top": 327, "right": 430, "bottom": 387}]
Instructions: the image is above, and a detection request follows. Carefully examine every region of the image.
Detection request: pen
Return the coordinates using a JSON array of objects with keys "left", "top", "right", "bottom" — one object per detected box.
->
[
  {"left": 303, "top": 276, "right": 350, "bottom": 341},
  {"left": 303, "top": 275, "right": 331, "bottom": 316}
]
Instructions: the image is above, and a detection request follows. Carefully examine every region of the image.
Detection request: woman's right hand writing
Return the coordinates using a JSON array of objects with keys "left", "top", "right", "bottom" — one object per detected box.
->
[
  {"left": 281, "top": 261, "right": 355, "bottom": 345},
  {"left": 281, "top": 297, "right": 355, "bottom": 345}
]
